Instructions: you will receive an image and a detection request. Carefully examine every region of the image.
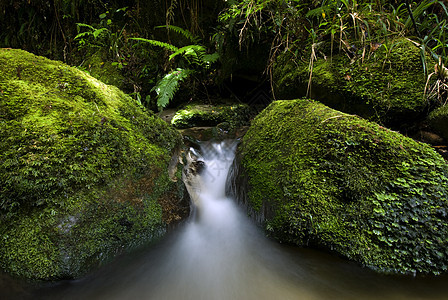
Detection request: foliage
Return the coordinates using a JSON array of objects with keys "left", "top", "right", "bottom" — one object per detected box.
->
[
  {"left": 74, "top": 7, "right": 129, "bottom": 67},
  {"left": 273, "top": 37, "right": 428, "bottom": 127},
  {"left": 131, "top": 25, "right": 219, "bottom": 110},
  {"left": 239, "top": 99, "right": 448, "bottom": 275},
  {"left": 301, "top": 0, "right": 448, "bottom": 106},
  {"left": 215, "top": 0, "right": 305, "bottom": 80},
  {"left": 154, "top": 68, "right": 194, "bottom": 110},
  {"left": 217, "top": 1, "right": 447, "bottom": 106}
]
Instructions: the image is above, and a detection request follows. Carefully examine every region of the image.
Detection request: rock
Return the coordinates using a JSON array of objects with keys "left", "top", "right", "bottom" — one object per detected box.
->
[
  {"left": 171, "top": 103, "right": 251, "bottom": 129},
  {"left": 429, "top": 104, "right": 448, "bottom": 142},
  {"left": 273, "top": 38, "right": 428, "bottom": 127},
  {"left": 180, "top": 126, "right": 249, "bottom": 147},
  {"left": 235, "top": 98, "right": 448, "bottom": 275},
  {"left": 412, "top": 130, "right": 445, "bottom": 145},
  {"left": 0, "top": 49, "right": 188, "bottom": 280}
]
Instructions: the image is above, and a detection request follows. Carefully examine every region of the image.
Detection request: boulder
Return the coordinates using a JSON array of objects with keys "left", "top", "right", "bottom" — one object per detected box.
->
[
  {"left": 171, "top": 103, "right": 250, "bottom": 129},
  {"left": 0, "top": 49, "right": 188, "bottom": 280},
  {"left": 429, "top": 104, "right": 448, "bottom": 142},
  {"left": 273, "top": 39, "right": 428, "bottom": 127},
  {"left": 235, "top": 98, "right": 448, "bottom": 275}
]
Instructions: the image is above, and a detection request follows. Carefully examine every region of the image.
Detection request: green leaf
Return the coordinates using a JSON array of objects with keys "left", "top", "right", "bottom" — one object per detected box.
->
[
  {"left": 92, "top": 28, "right": 108, "bottom": 39},
  {"left": 153, "top": 68, "right": 194, "bottom": 111},
  {"left": 155, "top": 25, "right": 200, "bottom": 44},
  {"left": 168, "top": 45, "right": 206, "bottom": 62},
  {"left": 130, "top": 37, "right": 179, "bottom": 52}
]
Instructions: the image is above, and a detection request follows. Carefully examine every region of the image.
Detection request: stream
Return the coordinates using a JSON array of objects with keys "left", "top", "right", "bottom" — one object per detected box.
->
[{"left": 2, "top": 140, "right": 448, "bottom": 299}]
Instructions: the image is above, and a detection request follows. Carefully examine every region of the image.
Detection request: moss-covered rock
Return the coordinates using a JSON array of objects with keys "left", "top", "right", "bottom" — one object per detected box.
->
[
  {"left": 237, "top": 99, "right": 448, "bottom": 275},
  {"left": 171, "top": 103, "right": 250, "bottom": 129},
  {"left": 0, "top": 49, "right": 188, "bottom": 280},
  {"left": 273, "top": 39, "right": 428, "bottom": 126},
  {"left": 83, "top": 51, "right": 126, "bottom": 90},
  {"left": 429, "top": 104, "right": 448, "bottom": 142}
]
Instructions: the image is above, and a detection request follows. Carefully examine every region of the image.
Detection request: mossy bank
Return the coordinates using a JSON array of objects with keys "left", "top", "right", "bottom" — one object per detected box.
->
[
  {"left": 0, "top": 49, "right": 188, "bottom": 280},
  {"left": 236, "top": 99, "right": 448, "bottom": 275},
  {"left": 274, "top": 39, "right": 428, "bottom": 127}
]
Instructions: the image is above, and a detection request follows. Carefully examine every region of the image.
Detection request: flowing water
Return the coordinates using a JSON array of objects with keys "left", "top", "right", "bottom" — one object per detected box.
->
[{"left": 3, "top": 140, "right": 448, "bottom": 299}]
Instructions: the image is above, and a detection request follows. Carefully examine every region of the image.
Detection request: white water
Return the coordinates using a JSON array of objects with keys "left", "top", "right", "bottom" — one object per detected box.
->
[
  {"left": 7, "top": 140, "right": 448, "bottom": 300},
  {"left": 142, "top": 140, "right": 306, "bottom": 299}
]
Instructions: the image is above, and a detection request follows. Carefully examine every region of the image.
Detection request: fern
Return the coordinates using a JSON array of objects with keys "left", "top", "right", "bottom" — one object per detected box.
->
[
  {"left": 169, "top": 44, "right": 206, "bottom": 61},
  {"left": 153, "top": 68, "right": 193, "bottom": 110},
  {"left": 305, "top": 7, "right": 325, "bottom": 18},
  {"left": 130, "top": 37, "right": 179, "bottom": 52},
  {"left": 155, "top": 25, "right": 200, "bottom": 44},
  {"left": 133, "top": 25, "right": 220, "bottom": 111},
  {"left": 203, "top": 52, "right": 220, "bottom": 65},
  {"left": 75, "top": 23, "right": 109, "bottom": 40}
]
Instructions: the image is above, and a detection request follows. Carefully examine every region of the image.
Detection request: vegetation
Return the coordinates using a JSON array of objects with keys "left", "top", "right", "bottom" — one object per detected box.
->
[
  {"left": 273, "top": 37, "right": 429, "bottom": 126},
  {"left": 171, "top": 103, "right": 250, "bottom": 129},
  {"left": 131, "top": 25, "right": 219, "bottom": 110},
  {"left": 217, "top": 0, "right": 448, "bottom": 108},
  {"left": 238, "top": 99, "right": 448, "bottom": 275}
]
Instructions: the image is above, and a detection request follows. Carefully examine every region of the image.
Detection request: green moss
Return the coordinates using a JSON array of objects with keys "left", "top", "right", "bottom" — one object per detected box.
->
[
  {"left": 273, "top": 39, "right": 428, "bottom": 126},
  {"left": 0, "top": 49, "right": 184, "bottom": 280},
  {"left": 82, "top": 51, "right": 126, "bottom": 90},
  {"left": 429, "top": 104, "right": 448, "bottom": 141},
  {"left": 171, "top": 104, "right": 250, "bottom": 129},
  {"left": 240, "top": 99, "right": 448, "bottom": 275}
]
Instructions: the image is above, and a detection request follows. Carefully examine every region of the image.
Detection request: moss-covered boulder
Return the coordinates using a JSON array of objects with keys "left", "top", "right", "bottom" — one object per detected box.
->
[
  {"left": 0, "top": 49, "right": 188, "bottom": 280},
  {"left": 83, "top": 51, "right": 126, "bottom": 90},
  {"left": 171, "top": 103, "right": 250, "bottom": 129},
  {"left": 429, "top": 104, "right": 448, "bottom": 142},
  {"left": 237, "top": 99, "right": 448, "bottom": 275},
  {"left": 274, "top": 39, "right": 428, "bottom": 126}
]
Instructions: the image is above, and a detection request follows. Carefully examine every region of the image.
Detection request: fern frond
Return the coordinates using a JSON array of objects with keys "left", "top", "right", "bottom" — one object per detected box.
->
[
  {"left": 169, "top": 44, "right": 206, "bottom": 62},
  {"left": 203, "top": 52, "right": 220, "bottom": 64},
  {"left": 130, "top": 37, "right": 179, "bottom": 52},
  {"left": 153, "top": 68, "right": 194, "bottom": 110},
  {"left": 74, "top": 31, "right": 92, "bottom": 40},
  {"left": 306, "top": 7, "right": 325, "bottom": 18},
  {"left": 155, "top": 25, "right": 200, "bottom": 44},
  {"left": 76, "top": 23, "right": 96, "bottom": 31},
  {"left": 92, "top": 28, "right": 109, "bottom": 39}
]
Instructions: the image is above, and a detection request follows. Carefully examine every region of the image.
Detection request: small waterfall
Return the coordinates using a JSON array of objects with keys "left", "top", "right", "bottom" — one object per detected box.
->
[{"left": 146, "top": 140, "right": 305, "bottom": 300}]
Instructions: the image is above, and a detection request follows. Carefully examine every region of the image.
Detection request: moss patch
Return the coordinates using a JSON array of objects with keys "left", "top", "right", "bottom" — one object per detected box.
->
[
  {"left": 0, "top": 48, "right": 186, "bottom": 280},
  {"left": 429, "top": 104, "right": 448, "bottom": 141},
  {"left": 171, "top": 103, "right": 250, "bottom": 129},
  {"left": 239, "top": 99, "right": 448, "bottom": 275},
  {"left": 273, "top": 39, "right": 428, "bottom": 126}
]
